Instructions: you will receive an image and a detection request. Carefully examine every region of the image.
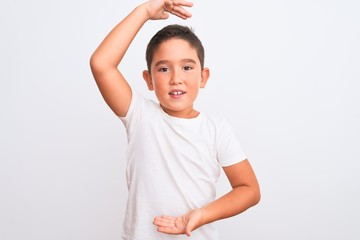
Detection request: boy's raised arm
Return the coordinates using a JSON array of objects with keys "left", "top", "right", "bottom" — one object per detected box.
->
[{"left": 90, "top": 0, "right": 192, "bottom": 117}]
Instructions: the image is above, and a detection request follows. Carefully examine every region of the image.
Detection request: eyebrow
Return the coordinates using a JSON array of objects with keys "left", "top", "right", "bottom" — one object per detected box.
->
[{"left": 154, "top": 59, "right": 197, "bottom": 67}]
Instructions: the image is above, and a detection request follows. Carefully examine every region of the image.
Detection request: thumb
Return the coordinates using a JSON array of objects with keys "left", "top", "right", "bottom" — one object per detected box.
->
[
  {"left": 185, "top": 227, "right": 192, "bottom": 237},
  {"left": 185, "top": 222, "right": 195, "bottom": 237},
  {"left": 160, "top": 12, "right": 170, "bottom": 19}
]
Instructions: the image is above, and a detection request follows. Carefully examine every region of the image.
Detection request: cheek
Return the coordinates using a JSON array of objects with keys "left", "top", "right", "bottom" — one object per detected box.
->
[
  {"left": 152, "top": 80, "right": 167, "bottom": 92},
  {"left": 190, "top": 77, "right": 203, "bottom": 87}
]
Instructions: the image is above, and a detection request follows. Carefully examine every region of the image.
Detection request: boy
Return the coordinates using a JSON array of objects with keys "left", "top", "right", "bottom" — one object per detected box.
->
[{"left": 90, "top": 0, "right": 260, "bottom": 239}]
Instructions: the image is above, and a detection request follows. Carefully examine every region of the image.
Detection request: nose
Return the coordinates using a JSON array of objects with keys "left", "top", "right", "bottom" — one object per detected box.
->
[{"left": 170, "top": 69, "right": 183, "bottom": 85}]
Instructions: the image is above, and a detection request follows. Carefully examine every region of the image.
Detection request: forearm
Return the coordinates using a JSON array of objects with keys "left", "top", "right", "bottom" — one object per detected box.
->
[
  {"left": 200, "top": 185, "right": 260, "bottom": 226},
  {"left": 90, "top": 4, "right": 149, "bottom": 70},
  {"left": 152, "top": 186, "right": 259, "bottom": 237}
]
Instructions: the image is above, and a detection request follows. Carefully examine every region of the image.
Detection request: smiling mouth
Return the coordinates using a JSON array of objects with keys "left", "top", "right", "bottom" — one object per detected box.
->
[{"left": 169, "top": 91, "right": 186, "bottom": 96}]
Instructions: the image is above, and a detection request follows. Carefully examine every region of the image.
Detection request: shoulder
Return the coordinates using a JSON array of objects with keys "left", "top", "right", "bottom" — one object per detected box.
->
[
  {"left": 119, "top": 91, "right": 160, "bottom": 125},
  {"left": 131, "top": 91, "right": 158, "bottom": 109},
  {"left": 129, "top": 91, "right": 161, "bottom": 115},
  {"left": 202, "top": 112, "right": 232, "bottom": 130},
  {"left": 201, "top": 112, "right": 239, "bottom": 144}
]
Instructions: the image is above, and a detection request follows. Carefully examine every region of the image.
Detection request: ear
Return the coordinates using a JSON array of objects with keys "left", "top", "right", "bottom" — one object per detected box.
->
[
  {"left": 200, "top": 67, "right": 210, "bottom": 88},
  {"left": 143, "top": 70, "right": 154, "bottom": 91}
]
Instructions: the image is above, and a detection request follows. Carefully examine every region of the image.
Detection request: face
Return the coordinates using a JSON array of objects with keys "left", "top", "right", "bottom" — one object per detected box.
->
[{"left": 143, "top": 38, "right": 210, "bottom": 118}]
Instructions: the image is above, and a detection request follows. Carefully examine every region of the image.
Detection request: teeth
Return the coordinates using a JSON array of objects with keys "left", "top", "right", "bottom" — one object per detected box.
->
[{"left": 170, "top": 91, "right": 184, "bottom": 95}]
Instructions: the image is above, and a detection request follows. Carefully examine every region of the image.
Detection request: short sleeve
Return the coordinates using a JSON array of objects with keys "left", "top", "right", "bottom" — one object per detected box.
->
[
  {"left": 216, "top": 119, "right": 247, "bottom": 167},
  {"left": 119, "top": 91, "right": 139, "bottom": 125},
  {"left": 118, "top": 91, "right": 144, "bottom": 141}
]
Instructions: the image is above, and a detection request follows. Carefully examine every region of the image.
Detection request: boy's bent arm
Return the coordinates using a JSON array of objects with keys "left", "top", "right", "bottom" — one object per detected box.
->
[
  {"left": 90, "top": 5, "right": 149, "bottom": 117},
  {"left": 153, "top": 159, "right": 260, "bottom": 236},
  {"left": 201, "top": 159, "right": 261, "bottom": 224}
]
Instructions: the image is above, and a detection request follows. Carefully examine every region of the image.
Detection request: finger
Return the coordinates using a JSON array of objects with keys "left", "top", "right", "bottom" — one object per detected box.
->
[
  {"left": 154, "top": 219, "right": 173, "bottom": 227},
  {"left": 170, "top": 6, "right": 192, "bottom": 19},
  {"left": 172, "top": 0, "right": 193, "bottom": 8},
  {"left": 157, "top": 226, "right": 181, "bottom": 234},
  {"left": 159, "top": 215, "right": 177, "bottom": 222},
  {"left": 153, "top": 216, "right": 176, "bottom": 227},
  {"left": 164, "top": 0, "right": 193, "bottom": 19},
  {"left": 164, "top": 0, "right": 193, "bottom": 10}
]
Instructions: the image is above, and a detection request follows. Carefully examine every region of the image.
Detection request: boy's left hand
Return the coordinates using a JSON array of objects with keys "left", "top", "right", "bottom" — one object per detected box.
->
[
  {"left": 145, "top": 0, "right": 193, "bottom": 20},
  {"left": 153, "top": 208, "right": 203, "bottom": 236}
]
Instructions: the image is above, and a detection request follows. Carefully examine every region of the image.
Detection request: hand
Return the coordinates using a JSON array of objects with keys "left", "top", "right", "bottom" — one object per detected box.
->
[
  {"left": 144, "top": 0, "right": 193, "bottom": 20},
  {"left": 153, "top": 208, "right": 203, "bottom": 237}
]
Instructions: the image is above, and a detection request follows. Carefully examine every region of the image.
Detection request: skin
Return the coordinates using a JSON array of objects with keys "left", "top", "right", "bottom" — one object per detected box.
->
[
  {"left": 90, "top": 0, "right": 261, "bottom": 237},
  {"left": 143, "top": 38, "right": 210, "bottom": 118}
]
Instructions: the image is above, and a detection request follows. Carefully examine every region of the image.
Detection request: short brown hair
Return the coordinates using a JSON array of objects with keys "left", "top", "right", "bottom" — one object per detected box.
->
[{"left": 145, "top": 24, "right": 205, "bottom": 71}]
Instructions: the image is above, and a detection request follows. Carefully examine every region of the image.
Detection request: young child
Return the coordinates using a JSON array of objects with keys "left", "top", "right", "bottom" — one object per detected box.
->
[{"left": 90, "top": 0, "right": 260, "bottom": 239}]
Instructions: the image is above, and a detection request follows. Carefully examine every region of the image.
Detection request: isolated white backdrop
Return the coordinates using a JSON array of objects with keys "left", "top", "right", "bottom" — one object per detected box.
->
[{"left": 1, "top": 0, "right": 359, "bottom": 239}]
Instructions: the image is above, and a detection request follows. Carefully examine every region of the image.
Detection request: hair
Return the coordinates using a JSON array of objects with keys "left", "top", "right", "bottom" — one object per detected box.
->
[{"left": 145, "top": 24, "right": 205, "bottom": 72}]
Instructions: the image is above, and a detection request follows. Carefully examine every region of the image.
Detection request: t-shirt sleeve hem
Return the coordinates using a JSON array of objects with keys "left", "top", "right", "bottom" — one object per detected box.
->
[
  {"left": 220, "top": 155, "right": 247, "bottom": 167},
  {"left": 118, "top": 90, "right": 138, "bottom": 125}
]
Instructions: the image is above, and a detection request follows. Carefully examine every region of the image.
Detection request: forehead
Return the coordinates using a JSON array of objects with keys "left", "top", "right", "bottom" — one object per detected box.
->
[{"left": 153, "top": 38, "right": 198, "bottom": 62}]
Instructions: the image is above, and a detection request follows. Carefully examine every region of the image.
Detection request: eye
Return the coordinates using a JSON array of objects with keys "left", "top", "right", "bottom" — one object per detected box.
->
[
  {"left": 158, "top": 67, "right": 170, "bottom": 72},
  {"left": 182, "top": 65, "right": 193, "bottom": 71}
]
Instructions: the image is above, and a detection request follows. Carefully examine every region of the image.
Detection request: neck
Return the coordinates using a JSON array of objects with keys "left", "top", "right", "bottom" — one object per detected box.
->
[{"left": 160, "top": 105, "right": 199, "bottom": 119}]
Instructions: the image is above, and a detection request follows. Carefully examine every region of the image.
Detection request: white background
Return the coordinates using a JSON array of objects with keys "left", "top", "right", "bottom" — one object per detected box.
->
[{"left": 1, "top": 0, "right": 359, "bottom": 239}]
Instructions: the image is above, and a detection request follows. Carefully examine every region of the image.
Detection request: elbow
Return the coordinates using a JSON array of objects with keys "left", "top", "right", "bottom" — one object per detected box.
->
[
  {"left": 90, "top": 53, "right": 116, "bottom": 77},
  {"left": 251, "top": 182, "right": 261, "bottom": 206},
  {"left": 89, "top": 51, "right": 110, "bottom": 75},
  {"left": 235, "top": 184, "right": 261, "bottom": 208},
  {"left": 245, "top": 184, "right": 261, "bottom": 207},
  {"left": 89, "top": 53, "right": 101, "bottom": 73},
  {"left": 253, "top": 187, "right": 261, "bottom": 206}
]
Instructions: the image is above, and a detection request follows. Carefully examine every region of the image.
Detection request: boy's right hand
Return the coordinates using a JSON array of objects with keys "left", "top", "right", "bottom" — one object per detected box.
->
[
  {"left": 144, "top": 0, "right": 193, "bottom": 20},
  {"left": 153, "top": 208, "right": 204, "bottom": 237}
]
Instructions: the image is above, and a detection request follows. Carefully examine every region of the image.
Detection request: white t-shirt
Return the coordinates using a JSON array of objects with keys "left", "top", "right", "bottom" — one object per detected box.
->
[{"left": 119, "top": 92, "right": 246, "bottom": 240}]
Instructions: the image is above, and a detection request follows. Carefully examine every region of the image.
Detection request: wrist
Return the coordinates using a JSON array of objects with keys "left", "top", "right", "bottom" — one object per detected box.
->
[
  {"left": 198, "top": 207, "right": 211, "bottom": 226},
  {"left": 136, "top": 3, "right": 151, "bottom": 21}
]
